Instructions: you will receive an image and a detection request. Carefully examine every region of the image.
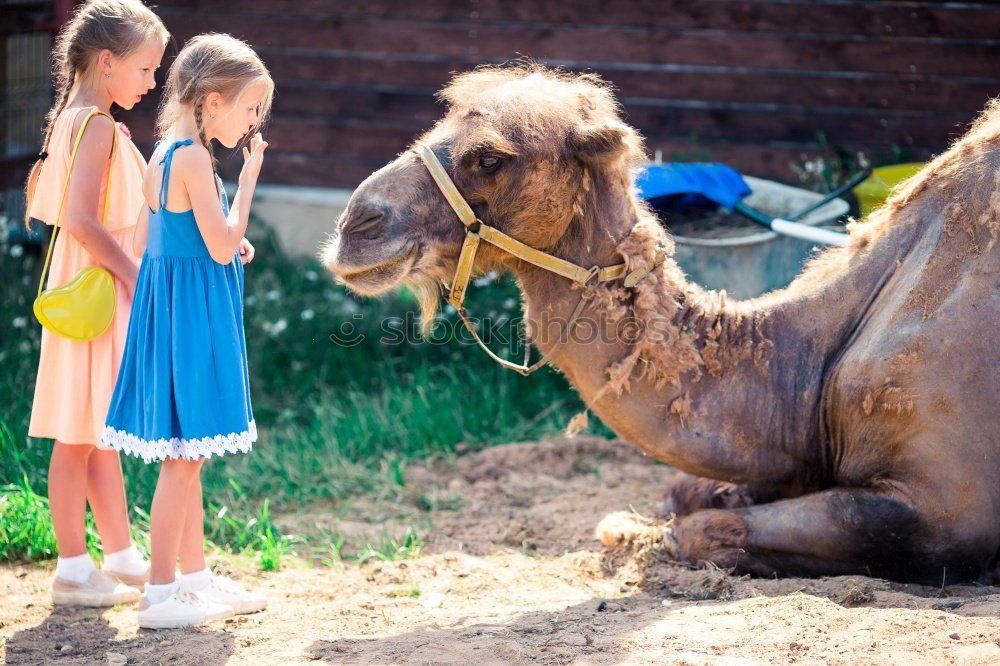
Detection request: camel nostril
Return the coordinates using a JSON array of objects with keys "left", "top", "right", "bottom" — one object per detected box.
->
[{"left": 341, "top": 209, "right": 386, "bottom": 238}]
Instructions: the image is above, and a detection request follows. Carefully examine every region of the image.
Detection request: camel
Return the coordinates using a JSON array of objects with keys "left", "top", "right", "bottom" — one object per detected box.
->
[{"left": 322, "top": 65, "right": 1000, "bottom": 584}]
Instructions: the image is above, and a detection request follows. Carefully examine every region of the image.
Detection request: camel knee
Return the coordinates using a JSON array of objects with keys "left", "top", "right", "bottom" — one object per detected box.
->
[
  {"left": 673, "top": 510, "right": 749, "bottom": 568},
  {"left": 660, "top": 473, "right": 762, "bottom": 518},
  {"left": 923, "top": 526, "right": 1000, "bottom": 584}
]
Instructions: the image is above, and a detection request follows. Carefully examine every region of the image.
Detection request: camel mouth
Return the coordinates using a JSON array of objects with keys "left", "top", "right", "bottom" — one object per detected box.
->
[{"left": 333, "top": 243, "right": 420, "bottom": 295}]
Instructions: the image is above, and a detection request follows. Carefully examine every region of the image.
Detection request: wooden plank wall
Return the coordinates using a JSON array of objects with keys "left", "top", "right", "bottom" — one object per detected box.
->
[{"left": 119, "top": 0, "right": 1000, "bottom": 189}]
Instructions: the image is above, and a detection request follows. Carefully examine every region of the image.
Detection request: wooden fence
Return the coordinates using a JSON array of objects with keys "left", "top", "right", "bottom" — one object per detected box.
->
[{"left": 37, "top": 1, "right": 1000, "bottom": 189}]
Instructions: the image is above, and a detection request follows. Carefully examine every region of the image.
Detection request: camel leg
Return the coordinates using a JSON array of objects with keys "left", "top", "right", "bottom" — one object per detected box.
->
[
  {"left": 668, "top": 487, "right": 935, "bottom": 581},
  {"left": 659, "top": 472, "right": 775, "bottom": 518}
]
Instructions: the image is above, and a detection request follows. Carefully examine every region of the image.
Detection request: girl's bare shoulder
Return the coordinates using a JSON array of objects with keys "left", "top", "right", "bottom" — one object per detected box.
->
[
  {"left": 168, "top": 142, "right": 214, "bottom": 180},
  {"left": 143, "top": 142, "right": 213, "bottom": 209},
  {"left": 68, "top": 108, "right": 114, "bottom": 151}
]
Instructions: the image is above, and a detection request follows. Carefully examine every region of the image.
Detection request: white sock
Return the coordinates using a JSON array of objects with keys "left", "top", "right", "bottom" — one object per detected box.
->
[
  {"left": 55, "top": 553, "right": 97, "bottom": 583},
  {"left": 144, "top": 581, "right": 179, "bottom": 605},
  {"left": 103, "top": 544, "right": 148, "bottom": 576},
  {"left": 179, "top": 568, "right": 213, "bottom": 593}
]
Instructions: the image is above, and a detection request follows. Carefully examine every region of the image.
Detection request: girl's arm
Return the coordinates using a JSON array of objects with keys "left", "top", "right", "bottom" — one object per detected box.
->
[
  {"left": 63, "top": 114, "right": 139, "bottom": 293},
  {"left": 132, "top": 205, "right": 149, "bottom": 258},
  {"left": 176, "top": 135, "right": 267, "bottom": 265}
]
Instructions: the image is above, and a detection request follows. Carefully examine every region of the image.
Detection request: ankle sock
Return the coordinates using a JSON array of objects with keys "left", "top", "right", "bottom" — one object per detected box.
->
[
  {"left": 55, "top": 553, "right": 96, "bottom": 583},
  {"left": 179, "top": 568, "right": 212, "bottom": 593},
  {"left": 103, "top": 544, "right": 148, "bottom": 576},
  {"left": 144, "top": 580, "right": 179, "bottom": 605}
]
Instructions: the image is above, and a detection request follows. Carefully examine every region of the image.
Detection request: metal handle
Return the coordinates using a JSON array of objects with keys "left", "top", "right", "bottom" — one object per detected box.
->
[{"left": 771, "top": 219, "right": 849, "bottom": 246}]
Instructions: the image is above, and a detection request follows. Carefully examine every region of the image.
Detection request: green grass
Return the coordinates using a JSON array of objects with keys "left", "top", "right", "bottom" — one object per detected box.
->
[
  {"left": 355, "top": 527, "right": 424, "bottom": 564},
  {"left": 0, "top": 216, "right": 606, "bottom": 569},
  {"left": 0, "top": 475, "right": 150, "bottom": 563},
  {"left": 0, "top": 476, "right": 58, "bottom": 561}
]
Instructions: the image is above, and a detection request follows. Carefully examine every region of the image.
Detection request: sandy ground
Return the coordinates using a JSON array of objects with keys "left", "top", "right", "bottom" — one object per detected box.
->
[{"left": 3, "top": 435, "right": 1000, "bottom": 665}]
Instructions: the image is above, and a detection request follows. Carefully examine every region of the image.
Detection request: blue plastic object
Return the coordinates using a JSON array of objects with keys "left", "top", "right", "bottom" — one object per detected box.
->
[{"left": 636, "top": 163, "right": 751, "bottom": 211}]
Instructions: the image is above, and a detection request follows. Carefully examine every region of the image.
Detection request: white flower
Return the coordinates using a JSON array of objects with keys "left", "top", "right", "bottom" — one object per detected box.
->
[
  {"left": 13, "top": 316, "right": 27, "bottom": 328},
  {"left": 246, "top": 295, "right": 257, "bottom": 306},
  {"left": 9, "top": 244, "right": 24, "bottom": 258},
  {"left": 265, "top": 289, "right": 280, "bottom": 301},
  {"left": 270, "top": 318, "right": 288, "bottom": 335},
  {"left": 300, "top": 309, "right": 315, "bottom": 321},
  {"left": 305, "top": 270, "right": 318, "bottom": 281},
  {"left": 19, "top": 341, "right": 32, "bottom": 353},
  {"left": 503, "top": 298, "right": 516, "bottom": 309}
]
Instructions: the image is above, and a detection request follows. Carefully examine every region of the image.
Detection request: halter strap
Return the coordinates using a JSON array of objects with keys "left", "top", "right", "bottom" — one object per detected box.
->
[
  {"left": 156, "top": 139, "right": 194, "bottom": 210},
  {"left": 414, "top": 142, "right": 666, "bottom": 376}
]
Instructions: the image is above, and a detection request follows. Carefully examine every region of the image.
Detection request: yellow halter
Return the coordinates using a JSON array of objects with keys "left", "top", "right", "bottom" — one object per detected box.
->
[{"left": 415, "top": 143, "right": 664, "bottom": 375}]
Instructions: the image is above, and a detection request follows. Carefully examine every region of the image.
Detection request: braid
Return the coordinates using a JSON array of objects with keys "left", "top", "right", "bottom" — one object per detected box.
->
[
  {"left": 23, "top": 64, "right": 75, "bottom": 229},
  {"left": 193, "top": 100, "right": 219, "bottom": 196},
  {"left": 44, "top": 64, "right": 75, "bottom": 154}
]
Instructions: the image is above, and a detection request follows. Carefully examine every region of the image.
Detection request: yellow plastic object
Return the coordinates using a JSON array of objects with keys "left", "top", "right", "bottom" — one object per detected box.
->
[
  {"left": 32, "top": 110, "right": 118, "bottom": 341},
  {"left": 853, "top": 163, "right": 925, "bottom": 217},
  {"left": 33, "top": 266, "right": 116, "bottom": 340}
]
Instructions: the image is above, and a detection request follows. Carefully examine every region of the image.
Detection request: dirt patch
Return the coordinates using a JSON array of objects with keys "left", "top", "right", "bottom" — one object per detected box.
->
[{"left": 4, "top": 436, "right": 1000, "bottom": 664}]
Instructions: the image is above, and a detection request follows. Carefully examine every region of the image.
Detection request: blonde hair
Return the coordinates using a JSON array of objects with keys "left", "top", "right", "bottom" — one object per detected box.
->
[
  {"left": 24, "top": 0, "right": 169, "bottom": 226},
  {"left": 156, "top": 33, "right": 274, "bottom": 168}
]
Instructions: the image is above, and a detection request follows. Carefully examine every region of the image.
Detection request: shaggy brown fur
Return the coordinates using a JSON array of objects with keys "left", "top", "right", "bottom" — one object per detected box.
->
[
  {"left": 658, "top": 472, "right": 768, "bottom": 517},
  {"left": 323, "top": 65, "right": 1000, "bottom": 585}
]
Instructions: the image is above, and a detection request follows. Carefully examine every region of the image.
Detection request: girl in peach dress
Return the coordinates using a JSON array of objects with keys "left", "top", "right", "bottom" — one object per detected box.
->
[{"left": 23, "top": 0, "right": 169, "bottom": 607}]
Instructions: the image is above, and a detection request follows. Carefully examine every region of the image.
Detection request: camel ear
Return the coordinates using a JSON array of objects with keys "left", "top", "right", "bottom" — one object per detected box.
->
[{"left": 568, "top": 122, "right": 629, "bottom": 163}]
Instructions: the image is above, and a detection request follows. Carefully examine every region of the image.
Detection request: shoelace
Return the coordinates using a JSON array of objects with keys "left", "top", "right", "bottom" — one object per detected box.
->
[{"left": 175, "top": 588, "right": 209, "bottom": 608}]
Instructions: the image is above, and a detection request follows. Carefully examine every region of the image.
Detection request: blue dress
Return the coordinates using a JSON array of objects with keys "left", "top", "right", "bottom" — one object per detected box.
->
[{"left": 101, "top": 139, "right": 256, "bottom": 462}]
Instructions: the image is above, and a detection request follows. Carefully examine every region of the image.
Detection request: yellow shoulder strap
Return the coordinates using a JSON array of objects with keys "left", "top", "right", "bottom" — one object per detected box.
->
[{"left": 36, "top": 110, "right": 118, "bottom": 299}]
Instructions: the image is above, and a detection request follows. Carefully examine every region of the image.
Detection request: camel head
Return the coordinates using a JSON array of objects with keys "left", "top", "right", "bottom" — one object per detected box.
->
[{"left": 322, "top": 65, "right": 646, "bottom": 326}]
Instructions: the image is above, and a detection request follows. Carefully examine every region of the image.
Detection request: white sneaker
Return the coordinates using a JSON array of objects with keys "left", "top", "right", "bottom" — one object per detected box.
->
[
  {"left": 103, "top": 565, "right": 150, "bottom": 589},
  {"left": 51, "top": 570, "right": 141, "bottom": 607},
  {"left": 196, "top": 575, "right": 267, "bottom": 615},
  {"left": 138, "top": 588, "right": 233, "bottom": 629}
]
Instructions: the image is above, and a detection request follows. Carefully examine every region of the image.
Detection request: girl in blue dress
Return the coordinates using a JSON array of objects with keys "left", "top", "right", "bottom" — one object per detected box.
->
[{"left": 101, "top": 33, "right": 274, "bottom": 629}]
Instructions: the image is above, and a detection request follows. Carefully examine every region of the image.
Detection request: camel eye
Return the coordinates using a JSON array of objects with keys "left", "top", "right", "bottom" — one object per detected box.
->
[{"left": 478, "top": 154, "right": 501, "bottom": 173}]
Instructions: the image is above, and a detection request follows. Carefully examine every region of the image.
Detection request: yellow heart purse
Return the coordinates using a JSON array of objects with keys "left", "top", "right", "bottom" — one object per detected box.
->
[{"left": 32, "top": 110, "right": 118, "bottom": 341}]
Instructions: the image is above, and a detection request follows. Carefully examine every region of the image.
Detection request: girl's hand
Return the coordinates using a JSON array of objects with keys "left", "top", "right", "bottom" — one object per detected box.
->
[
  {"left": 238, "top": 132, "right": 268, "bottom": 189},
  {"left": 238, "top": 237, "right": 255, "bottom": 265}
]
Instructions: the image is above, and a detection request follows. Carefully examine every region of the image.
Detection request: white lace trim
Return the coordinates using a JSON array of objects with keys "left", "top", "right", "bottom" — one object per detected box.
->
[{"left": 100, "top": 420, "right": 257, "bottom": 462}]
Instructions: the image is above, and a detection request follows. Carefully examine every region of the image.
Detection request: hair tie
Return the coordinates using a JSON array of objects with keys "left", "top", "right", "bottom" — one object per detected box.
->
[{"left": 38, "top": 151, "right": 48, "bottom": 161}]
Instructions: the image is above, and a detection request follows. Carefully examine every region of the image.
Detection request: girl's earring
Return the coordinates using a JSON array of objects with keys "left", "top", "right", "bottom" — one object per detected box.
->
[{"left": 104, "top": 71, "right": 111, "bottom": 79}]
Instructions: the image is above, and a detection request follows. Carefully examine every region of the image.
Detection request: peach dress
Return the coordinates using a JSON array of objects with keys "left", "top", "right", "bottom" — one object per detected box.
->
[{"left": 27, "top": 106, "right": 147, "bottom": 447}]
